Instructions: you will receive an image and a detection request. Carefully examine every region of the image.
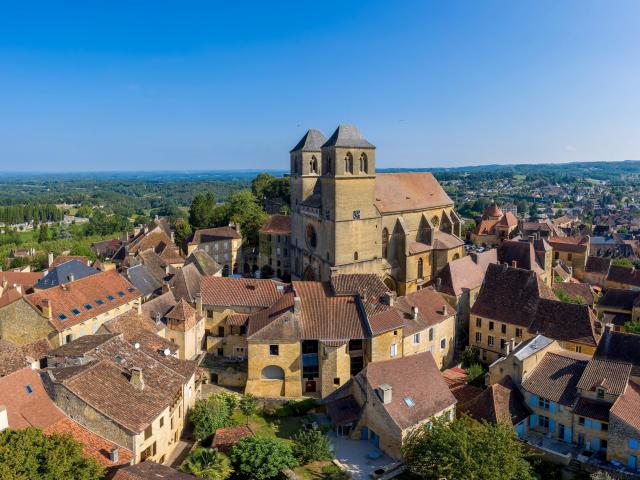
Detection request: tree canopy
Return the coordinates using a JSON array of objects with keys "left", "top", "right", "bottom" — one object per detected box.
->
[
  {"left": 229, "top": 436, "right": 297, "bottom": 480},
  {"left": 180, "top": 447, "right": 233, "bottom": 480},
  {"left": 0, "top": 427, "right": 104, "bottom": 480},
  {"left": 402, "top": 416, "right": 534, "bottom": 480}
]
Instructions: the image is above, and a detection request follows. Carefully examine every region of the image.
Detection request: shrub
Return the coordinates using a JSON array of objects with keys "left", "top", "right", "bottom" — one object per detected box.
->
[
  {"left": 180, "top": 448, "right": 233, "bottom": 480},
  {"left": 275, "top": 398, "right": 318, "bottom": 417},
  {"left": 461, "top": 346, "right": 480, "bottom": 368},
  {"left": 465, "top": 363, "right": 485, "bottom": 387},
  {"left": 229, "top": 436, "right": 297, "bottom": 480},
  {"left": 292, "top": 428, "right": 333, "bottom": 464},
  {"left": 191, "top": 393, "right": 236, "bottom": 441},
  {"left": 239, "top": 394, "right": 259, "bottom": 424},
  {"left": 321, "top": 464, "right": 351, "bottom": 480}
]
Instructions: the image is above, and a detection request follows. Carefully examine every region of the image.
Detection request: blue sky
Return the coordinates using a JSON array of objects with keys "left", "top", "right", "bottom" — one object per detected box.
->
[{"left": 1, "top": 1, "right": 639, "bottom": 172}]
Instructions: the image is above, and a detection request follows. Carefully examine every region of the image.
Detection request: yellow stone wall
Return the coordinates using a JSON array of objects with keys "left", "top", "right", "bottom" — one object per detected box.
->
[
  {"left": 245, "top": 341, "right": 302, "bottom": 398},
  {"left": 370, "top": 329, "right": 404, "bottom": 363}
]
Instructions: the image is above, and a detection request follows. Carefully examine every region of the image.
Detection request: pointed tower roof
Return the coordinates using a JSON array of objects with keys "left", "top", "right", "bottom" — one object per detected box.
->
[
  {"left": 322, "top": 124, "right": 375, "bottom": 149},
  {"left": 483, "top": 203, "right": 503, "bottom": 219},
  {"left": 290, "top": 129, "right": 327, "bottom": 153},
  {"left": 166, "top": 298, "right": 196, "bottom": 321}
]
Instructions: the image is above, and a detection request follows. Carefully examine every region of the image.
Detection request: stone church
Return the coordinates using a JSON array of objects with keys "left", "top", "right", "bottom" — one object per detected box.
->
[{"left": 290, "top": 125, "right": 464, "bottom": 294}]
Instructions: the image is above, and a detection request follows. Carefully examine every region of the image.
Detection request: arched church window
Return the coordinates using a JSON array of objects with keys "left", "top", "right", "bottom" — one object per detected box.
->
[
  {"left": 417, "top": 258, "right": 424, "bottom": 279},
  {"left": 354, "top": 252, "right": 359, "bottom": 261},
  {"left": 345, "top": 152, "right": 353, "bottom": 174},
  {"left": 305, "top": 224, "right": 317, "bottom": 250},
  {"left": 360, "top": 153, "right": 368, "bottom": 173},
  {"left": 310, "top": 156, "right": 318, "bottom": 174},
  {"left": 382, "top": 228, "right": 389, "bottom": 258}
]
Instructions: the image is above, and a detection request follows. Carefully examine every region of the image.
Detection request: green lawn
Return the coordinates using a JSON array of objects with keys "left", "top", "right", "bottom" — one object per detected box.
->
[{"left": 229, "top": 411, "right": 305, "bottom": 444}]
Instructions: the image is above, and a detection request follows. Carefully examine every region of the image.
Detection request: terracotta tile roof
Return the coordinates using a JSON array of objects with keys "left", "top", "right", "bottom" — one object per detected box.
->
[
  {"left": 595, "top": 330, "right": 640, "bottom": 377},
  {"left": 497, "top": 240, "right": 544, "bottom": 274},
  {"left": 325, "top": 394, "right": 361, "bottom": 427},
  {"left": 166, "top": 299, "right": 200, "bottom": 331},
  {"left": 294, "top": 281, "right": 367, "bottom": 341},
  {"left": 473, "top": 218, "right": 499, "bottom": 235},
  {"left": 610, "top": 381, "right": 640, "bottom": 431},
  {"left": 48, "top": 335, "right": 190, "bottom": 433},
  {"left": 201, "top": 277, "right": 284, "bottom": 309},
  {"left": 436, "top": 249, "right": 497, "bottom": 297},
  {"left": 471, "top": 264, "right": 546, "bottom": 327},
  {"left": 246, "top": 292, "right": 299, "bottom": 342},
  {"left": 388, "top": 287, "right": 454, "bottom": 337},
  {"left": 357, "top": 352, "right": 456, "bottom": 430},
  {"left": 548, "top": 236, "right": 589, "bottom": 253},
  {"left": 259, "top": 214, "right": 291, "bottom": 234},
  {"left": 127, "top": 230, "right": 176, "bottom": 256},
  {"left": 0, "top": 340, "right": 30, "bottom": 376},
  {"left": 159, "top": 246, "right": 184, "bottom": 266},
  {"left": 0, "top": 270, "right": 43, "bottom": 290},
  {"left": 606, "top": 265, "right": 640, "bottom": 288},
  {"left": 211, "top": 425, "right": 254, "bottom": 452},
  {"left": 498, "top": 211, "right": 518, "bottom": 228},
  {"left": 0, "top": 367, "right": 65, "bottom": 429},
  {"left": 102, "top": 309, "right": 165, "bottom": 339},
  {"left": 0, "top": 287, "right": 24, "bottom": 308},
  {"left": 113, "top": 462, "right": 198, "bottom": 479},
  {"left": 464, "top": 376, "right": 532, "bottom": 426},
  {"left": 226, "top": 313, "right": 249, "bottom": 326},
  {"left": 21, "top": 338, "right": 52, "bottom": 363},
  {"left": 598, "top": 288, "right": 640, "bottom": 310},
  {"left": 553, "top": 282, "right": 595, "bottom": 305},
  {"left": 50, "top": 255, "right": 90, "bottom": 268},
  {"left": 432, "top": 231, "right": 464, "bottom": 250},
  {"left": 27, "top": 270, "right": 140, "bottom": 332},
  {"left": 483, "top": 204, "right": 504, "bottom": 218},
  {"left": 529, "top": 300, "right": 599, "bottom": 347},
  {"left": 374, "top": 173, "right": 453, "bottom": 214},
  {"left": 91, "top": 238, "right": 122, "bottom": 258},
  {"left": 44, "top": 417, "right": 133, "bottom": 468},
  {"left": 189, "top": 226, "right": 241, "bottom": 244},
  {"left": 442, "top": 368, "right": 483, "bottom": 409},
  {"left": 576, "top": 359, "right": 632, "bottom": 396},
  {"left": 522, "top": 352, "right": 589, "bottom": 406},
  {"left": 573, "top": 398, "right": 611, "bottom": 423},
  {"left": 585, "top": 256, "right": 611, "bottom": 274}
]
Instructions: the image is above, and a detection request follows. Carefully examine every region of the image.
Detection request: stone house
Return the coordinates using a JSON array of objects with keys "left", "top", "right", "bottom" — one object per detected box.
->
[
  {"left": 434, "top": 249, "right": 498, "bottom": 348},
  {"left": 186, "top": 225, "right": 241, "bottom": 277},
  {"left": 469, "top": 204, "right": 519, "bottom": 247},
  {"left": 582, "top": 256, "right": 611, "bottom": 287},
  {"left": 548, "top": 235, "right": 590, "bottom": 278},
  {"left": 596, "top": 289, "right": 640, "bottom": 333},
  {"left": 113, "top": 217, "right": 183, "bottom": 270},
  {"left": 43, "top": 333, "right": 199, "bottom": 465},
  {"left": 289, "top": 126, "right": 464, "bottom": 295},
  {"left": 164, "top": 299, "right": 205, "bottom": 361},
  {"left": 605, "top": 265, "right": 640, "bottom": 291},
  {"left": 470, "top": 263, "right": 600, "bottom": 364},
  {"left": 24, "top": 270, "right": 141, "bottom": 347},
  {"left": 325, "top": 352, "right": 457, "bottom": 459},
  {"left": 258, "top": 214, "right": 291, "bottom": 279}
]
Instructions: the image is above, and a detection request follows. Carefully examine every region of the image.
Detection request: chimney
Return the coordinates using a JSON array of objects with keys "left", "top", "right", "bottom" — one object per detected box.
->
[
  {"left": 195, "top": 293, "right": 203, "bottom": 315},
  {"left": 510, "top": 338, "right": 516, "bottom": 351},
  {"left": 435, "top": 277, "right": 442, "bottom": 291},
  {"left": 155, "top": 312, "right": 162, "bottom": 326},
  {"left": 505, "top": 342, "right": 510, "bottom": 355},
  {"left": 294, "top": 297, "right": 302, "bottom": 314},
  {"left": 68, "top": 274, "right": 75, "bottom": 283},
  {"left": 109, "top": 447, "right": 119, "bottom": 463},
  {"left": 412, "top": 306, "right": 419, "bottom": 320},
  {"left": 378, "top": 384, "right": 392, "bottom": 405},
  {"left": 0, "top": 406, "right": 7, "bottom": 432},
  {"left": 383, "top": 291, "right": 396, "bottom": 306},
  {"left": 511, "top": 260, "right": 517, "bottom": 268},
  {"left": 442, "top": 304, "right": 447, "bottom": 316},
  {"left": 129, "top": 368, "right": 144, "bottom": 390},
  {"left": 48, "top": 252, "right": 54, "bottom": 267},
  {"left": 137, "top": 299, "right": 142, "bottom": 315},
  {"left": 171, "top": 231, "right": 175, "bottom": 243}
]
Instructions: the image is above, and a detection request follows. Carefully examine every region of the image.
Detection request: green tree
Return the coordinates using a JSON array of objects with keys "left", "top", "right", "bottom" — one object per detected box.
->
[
  {"left": 461, "top": 346, "right": 480, "bottom": 368},
  {"left": 76, "top": 205, "right": 93, "bottom": 218},
  {"left": 180, "top": 448, "right": 233, "bottom": 480},
  {"left": 260, "top": 264, "right": 274, "bottom": 279},
  {"left": 611, "top": 257, "right": 635, "bottom": 268},
  {"left": 226, "top": 190, "right": 268, "bottom": 247},
  {"left": 38, "top": 224, "right": 49, "bottom": 243},
  {"left": 402, "top": 416, "right": 534, "bottom": 480},
  {"left": 189, "top": 192, "right": 216, "bottom": 229},
  {"left": 239, "top": 394, "right": 259, "bottom": 425},
  {"left": 292, "top": 428, "right": 333, "bottom": 464},
  {"left": 0, "top": 427, "right": 104, "bottom": 480},
  {"left": 174, "top": 218, "right": 192, "bottom": 249},
  {"left": 190, "top": 393, "right": 236, "bottom": 441},
  {"left": 625, "top": 320, "right": 640, "bottom": 334},
  {"left": 229, "top": 436, "right": 297, "bottom": 480}
]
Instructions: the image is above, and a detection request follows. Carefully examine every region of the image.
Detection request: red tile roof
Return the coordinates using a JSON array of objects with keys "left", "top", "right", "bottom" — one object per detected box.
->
[
  {"left": 358, "top": 352, "right": 456, "bottom": 430},
  {"left": 0, "top": 270, "right": 43, "bottom": 290},
  {"left": 610, "top": 381, "right": 640, "bottom": 431},
  {"left": 464, "top": 376, "right": 531, "bottom": 426},
  {"left": 576, "top": 359, "right": 632, "bottom": 396},
  {"left": 374, "top": 173, "right": 453, "bottom": 214},
  {"left": 436, "top": 249, "right": 498, "bottom": 297},
  {"left": 211, "top": 425, "right": 254, "bottom": 452},
  {"left": 548, "top": 236, "right": 589, "bottom": 253},
  {"left": 189, "top": 226, "right": 240, "bottom": 244},
  {"left": 26, "top": 270, "right": 140, "bottom": 331},
  {"left": 522, "top": 352, "right": 589, "bottom": 406},
  {"left": 201, "top": 277, "right": 284, "bottom": 309}
]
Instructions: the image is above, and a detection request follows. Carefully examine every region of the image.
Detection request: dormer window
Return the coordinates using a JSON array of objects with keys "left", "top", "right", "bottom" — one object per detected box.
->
[{"left": 597, "top": 388, "right": 605, "bottom": 399}]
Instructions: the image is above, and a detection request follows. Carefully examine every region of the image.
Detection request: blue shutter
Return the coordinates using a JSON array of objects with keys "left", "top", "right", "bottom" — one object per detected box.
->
[
  {"left": 630, "top": 439, "right": 639, "bottom": 450},
  {"left": 564, "top": 427, "right": 572, "bottom": 443},
  {"left": 585, "top": 418, "right": 592, "bottom": 428},
  {"left": 530, "top": 415, "right": 537, "bottom": 428},
  {"left": 549, "top": 419, "right": 556, "bottom": 435},
  {"left": 549, "top": 401, "right": 557, "bottom": 415},
  {"left": 530, "top": 394, "right": 538, "bottom": 408},
  {"left": 592, "top": 437, "right": 600, "bottom": 451},
  {"left": 593, "top": 421, "right": 600, "bottom": 431},
  {"left": 629, "top": 455, "right": 637, "bottom": 470}
]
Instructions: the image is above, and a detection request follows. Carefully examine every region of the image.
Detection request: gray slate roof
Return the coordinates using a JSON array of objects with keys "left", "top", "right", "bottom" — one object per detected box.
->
[
  {"left": 126, "top": 264, "right": 163, "bottom": 296},
  {"left": 290, "top": 129, "right": 327, "bottom": 152},
  {"left": 322, "top": 124, "right": 375, "bottom": 149},
  {"left": 36, "top": 260, "right": 99, "bottom": 289}
]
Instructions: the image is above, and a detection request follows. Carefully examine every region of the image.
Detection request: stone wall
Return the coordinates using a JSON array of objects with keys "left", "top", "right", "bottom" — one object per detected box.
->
[{"left": 0, "top": 298, "right": 55, "bottom": 346}]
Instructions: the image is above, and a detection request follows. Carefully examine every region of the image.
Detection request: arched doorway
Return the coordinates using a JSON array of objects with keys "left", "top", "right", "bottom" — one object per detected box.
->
[
  {"left": 261, "top": 365, "right": 285, "bottom": 396},
  {"left": 303, "top": 265, "right": 316, "bottom": 281},
  {"left": 383, "top": 275, "right": 397, "bottom": 292}
]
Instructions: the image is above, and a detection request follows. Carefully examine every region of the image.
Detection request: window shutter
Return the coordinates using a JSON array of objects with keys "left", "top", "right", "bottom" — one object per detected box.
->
[
  {"left": 529, "top": 415, "right": 537, "bottom": 428},
  {"left": 585, "top": 418, "right": 592, "bottom": 428},
  {"left": 530, "top": 394, "right": 538, "bottom": 408},
  {"left": 593, "top": 421, "right": 600, "bottom": 431},
  {"left": 549, "top": 419, "right": 556, "bottom": 433},
  {"left": 549, "top": 401, "right": 557, "bottom": 414}
]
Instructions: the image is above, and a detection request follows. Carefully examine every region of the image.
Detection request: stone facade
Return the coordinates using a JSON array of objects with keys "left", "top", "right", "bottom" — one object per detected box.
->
[
  {"left": 0, "top": 297, "right": 56, "bottom": 346},
  {"left": 245, "top": 341, "right": 302, "bottom": 398},
  {"left": 289, "top": 126, "right": 463, "bottom": 295}
]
